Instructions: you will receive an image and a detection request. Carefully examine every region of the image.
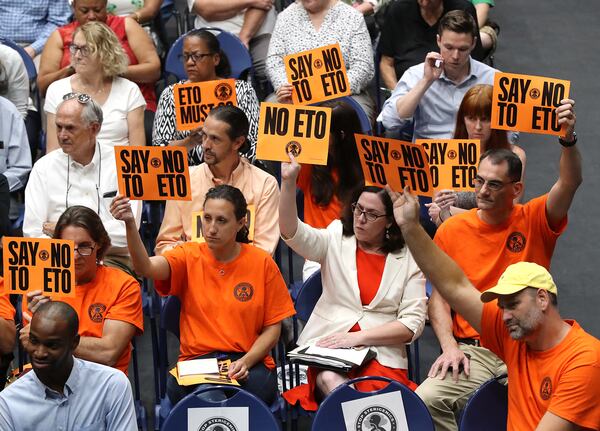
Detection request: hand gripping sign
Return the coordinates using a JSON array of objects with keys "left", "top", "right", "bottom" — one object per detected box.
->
[
  {"left": 418, "top": 139, "right": 480, "bottom": 192},
  {"left": 285, "top": 43, "right": 351, "bottom": 105},
  {"left": 174, "top": 78, "right": 237, "bottom": 131},
  {"left": 491, "top": 72, "right": 571, "bottom": 136},
  {"left": 115, "top": 146, "right": 192, "bottom": 201},
  {"left": 355, "top": 134, "right": 433, "bottom": 197},
  {"left": 2, "top": 237, "right": 75, "bottom": 297},
  {"left": 256, "top": 102, "right": 331, "bottom": 165}
]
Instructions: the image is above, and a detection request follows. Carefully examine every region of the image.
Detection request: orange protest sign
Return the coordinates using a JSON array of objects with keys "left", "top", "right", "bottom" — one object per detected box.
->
[
  {"left": 355, "top": 134, "right": 433, "bottom": 197},
  {"left": 256, "top": 102, "right": 331, "bottom": 165},
  {"left": 491, "top": 72, "right": 571, "bottom": 136},
  {"left": 115, "top": 146, "right": 191, "bottom": 201},
  {"left": 191, "top": 205, "right": 256, "bottom": 244},
  {"left": 285, "top": 43, "right": 351, "bottom": 105},
  {"left": 418, "top": 139, "right": 480, "bottom": 192},
  {"left": 174, "top": 79, "right": 237, "bottom": 131},
  {"left": 2, "top": 237, "right": 75, "bottom": 297}
]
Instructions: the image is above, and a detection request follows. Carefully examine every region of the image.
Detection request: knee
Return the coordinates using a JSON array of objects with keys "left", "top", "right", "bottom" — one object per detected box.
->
[
  {"left": 316, "top": 370, "right": 347, "bottom": 395},
  {"left": 415, "top": 379, "right": 450, "bottom": 409}
]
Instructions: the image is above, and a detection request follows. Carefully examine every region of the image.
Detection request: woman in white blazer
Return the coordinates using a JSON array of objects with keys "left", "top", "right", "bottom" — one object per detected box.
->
[{"left": 279, "top": 154, "right": 428, "bottom": 411}]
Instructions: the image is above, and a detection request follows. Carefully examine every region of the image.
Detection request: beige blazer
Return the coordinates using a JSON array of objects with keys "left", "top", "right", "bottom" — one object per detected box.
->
[{"left": 285, "top": 220, "right": 427, "bottom": 369}]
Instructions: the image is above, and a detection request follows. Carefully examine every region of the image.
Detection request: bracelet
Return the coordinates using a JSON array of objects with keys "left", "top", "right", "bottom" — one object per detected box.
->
[
  {"left": 558, "top": 132, "right": 577, "bottom": 147},
  {"left": 439, "top": 209, "right": 452, "bottom": 223}
]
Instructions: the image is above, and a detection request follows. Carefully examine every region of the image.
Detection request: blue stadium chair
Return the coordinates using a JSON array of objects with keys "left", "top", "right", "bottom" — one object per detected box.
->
[
  {"left": 312, "top": 376, "right": 434, "bottom": 431},
  {"left": 162, "top": 385, "right": 280, "bottom": 430},
  {"left": 459, "top": 375, "right": 508, "bottom": 431},
  {"left": 130, "top": 337, "right": 148, "bottom": 431},
  {"left": 164, "top": 28, "right": 253, "bottom": 81},
  {"left": 336, "top": 96, "right": 372, "bottom": 135}
]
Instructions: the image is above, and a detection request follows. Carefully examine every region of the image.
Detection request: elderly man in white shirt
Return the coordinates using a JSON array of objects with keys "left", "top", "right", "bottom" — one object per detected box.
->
[{"left": 23, "top": 94, "right": 141, "bottom": 274}]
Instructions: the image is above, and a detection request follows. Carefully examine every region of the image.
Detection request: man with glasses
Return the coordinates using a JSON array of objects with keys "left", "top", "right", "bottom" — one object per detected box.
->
[
  {"left": 414, "top": 99, "right": 581, "bottom": 431},
  {"left": 23, "top": 95, "right": 142, "bottom": 275}
]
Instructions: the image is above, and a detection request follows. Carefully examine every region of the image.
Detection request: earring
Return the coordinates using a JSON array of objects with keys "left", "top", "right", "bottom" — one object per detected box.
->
[{"left": 385, "top": 228, "right": 390, "bottom": 240}]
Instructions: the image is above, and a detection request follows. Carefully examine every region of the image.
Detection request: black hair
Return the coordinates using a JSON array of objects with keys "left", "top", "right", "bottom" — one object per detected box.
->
[
  {"left": 479, "top": 148, "right": 523, "bottom": 182},
  {"left": 310, "top": 100, "right": 364, "bottom": 207},
  {"left": 35, "top": 301, "right": 80, "bottom": 339},
  {"left": 207, "top": 105, "right": 250, "bottom": 154},
  {"left": 184, "top": 29, "right": 231, "bottom": 77},
  {"left": 204, "top": 185, "right": 250, "bottom": 243},
  {"left": 341, "top": 185, "right": 405, "bottom": 253},
  {"left": 54, "top": 206, "right": 112, "bottom": 260},
  {"left": 438, "top": 10, "right": 478, "bottom": 40}
]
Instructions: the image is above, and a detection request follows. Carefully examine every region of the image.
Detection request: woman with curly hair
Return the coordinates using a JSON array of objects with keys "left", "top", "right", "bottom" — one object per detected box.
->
[{"left": 44, "top": 21, "right": 146, "bottom": 151}]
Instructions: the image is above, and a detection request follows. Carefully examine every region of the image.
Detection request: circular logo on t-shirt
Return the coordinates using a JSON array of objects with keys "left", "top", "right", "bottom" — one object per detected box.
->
[
  {"left": 540, "top": 376, "right": 552, "bottom": 400},
  {"left": 88, "top": 303, "right": 107, "bottom": 323},
  {"left": 506, "top": 232, "right": 526, "bottom": 253},
  {"left": 233, "top": 283, "right": 254, "bottom": 302},
  {"left": 355, "top": 406, "right": 397, "bottom": 431},
  {"left": 198, "top": 417, "right": 237, "bottom": 431}
]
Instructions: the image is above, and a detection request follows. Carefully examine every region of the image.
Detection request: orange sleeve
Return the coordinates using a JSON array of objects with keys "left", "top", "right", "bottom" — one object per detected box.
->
[
  {"left": 262, "top": 258, "right": 295, "bottom": 326},
  {"left": 547, "top": 361, "right": 600, "bottom": 429},
  {"left": 105, "top": 276, "right": 144, "bottom": 335},
  {"left": 0, "top": 294, "right": 14, "bottom": 321},
  {"left": 480, "top": 301, "right": 507, "bottom": 361},
  {"left": 154, "top": 244, "right": 189, "bottom": 297},
  {"left": 527, "top": 194, "right": 567, "bottom": 242},
  {"left": 297, "top": 164, "right": 311, "bottom": 193}
]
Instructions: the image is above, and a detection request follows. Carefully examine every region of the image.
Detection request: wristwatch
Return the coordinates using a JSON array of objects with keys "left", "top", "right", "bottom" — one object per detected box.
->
[{"left": 559, "top": 132, "right": 577, "bottom": 147}]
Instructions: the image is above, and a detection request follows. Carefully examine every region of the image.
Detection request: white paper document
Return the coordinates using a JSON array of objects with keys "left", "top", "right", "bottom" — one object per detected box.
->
[{"left": 177, "top": 358, "right": 219, "bottom": 377}]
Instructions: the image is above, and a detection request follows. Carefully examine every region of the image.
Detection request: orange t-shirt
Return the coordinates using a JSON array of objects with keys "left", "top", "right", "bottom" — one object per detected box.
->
[
  {"left": 297, "top": 165, "right": 342, "bottom": 229},
  {"left": 481, "top": 302, "right": 600, "bottom": 430},
  {"left": 434, "top": 194, "right": 566, "bottom": 339},
  {"left": 155, "top": 242, "right": 296, "bottom": 367},
  {"left": 23, "top": 266, "right": 144, "bottom": 374},
  {"left": 0, "top": 279, "right": 14, "bottom": 321}
]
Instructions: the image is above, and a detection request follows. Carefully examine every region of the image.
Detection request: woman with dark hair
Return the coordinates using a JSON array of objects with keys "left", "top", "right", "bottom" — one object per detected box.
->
[
  {"left": 428, "top": 84, "right": 527, "bottom": 224},
  {"left": 298, "top": 100, "right": 364, "bottom": 279},
  {"left": 152, "top": 29, "right": 260, "bottom": 165},
  {"left": 21, "top": 205, "right": 143, "bottom": 374},
  {"left": 279, "top": 155, "right": 427, "bottom": 410},
  {"left": 110, "top": 185, "right": 295, "bottom": 404}
]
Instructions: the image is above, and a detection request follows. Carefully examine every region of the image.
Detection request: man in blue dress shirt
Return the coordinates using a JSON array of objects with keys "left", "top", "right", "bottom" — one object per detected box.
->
[{"left": 0, "top": 301, "right": 137, "bottom": 430}]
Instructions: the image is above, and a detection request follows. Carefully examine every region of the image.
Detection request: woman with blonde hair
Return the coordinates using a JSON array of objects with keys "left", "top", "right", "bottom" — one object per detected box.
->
[
  {"left": 428, "top": 84, "right": 527, "bottom": 224},
  {"left": 44, "top": 21, "right": 146, "bottom": 151}
]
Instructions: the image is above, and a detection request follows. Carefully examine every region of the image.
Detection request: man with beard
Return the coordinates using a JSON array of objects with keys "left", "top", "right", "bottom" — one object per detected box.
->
[
  {"left": 0, "top": 301, "right": 137, "bottom": 430},
  {"left": 413, "top": 98, "right": 581, "bottom": 430},
  {"left": 155, "top": 105, "right": 279, "bottom": 255},
  {"left": 386, "top": 186, "right": 600, "bottom": 429}
]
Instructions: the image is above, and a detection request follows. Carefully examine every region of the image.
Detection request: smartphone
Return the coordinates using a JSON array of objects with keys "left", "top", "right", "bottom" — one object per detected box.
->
[{"left": 103, "top": 190, "right": 117, "bottom": 198}]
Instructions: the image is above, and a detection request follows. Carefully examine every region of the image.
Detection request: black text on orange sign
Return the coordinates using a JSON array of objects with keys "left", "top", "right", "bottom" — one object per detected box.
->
[
  {"left": 176, "top": 85, "right": 234, "bottom": 125},
  {"left": 288, "top": 46, "right": 347, "bottom": 103},
  {"left": 423, "top": 141, "right": 478, "bottom": 188},
  {"left": 496, "top": 76, "right": 566, "bottom": 132},
  {"left": 262, "top": 105, "right": 328, "bottom": 139},
  {"left": 6, "top": 241, "right": 72, "bottom": 295},
  {"left": 119, "top": 149, "right": 188, "bottom": 198}
]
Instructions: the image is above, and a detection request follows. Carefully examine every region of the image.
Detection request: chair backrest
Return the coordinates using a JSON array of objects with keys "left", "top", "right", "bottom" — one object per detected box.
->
[
  {"left": 160, "top": 295, "right": 181, "bottom": 339},
  {"left": 338, "top": 95, "right": 372, "bottom": 135},
  {"left": 294, "top": 270, "right": 322, "bottom": 322},
  {"left": 162, "top": 385, "right": 280, "bottom": 430},
  {"left": 312, "top": 376, "right": 434, "bottom": 431},
  {"left": 459, "top": 376, "right": 508, "bottom": 431},
  {"left": 164, "top": 28, "right": 253, "bottom": 81},
  {"left": 1, "top": 39, "right": 37, "bottom": 81}
]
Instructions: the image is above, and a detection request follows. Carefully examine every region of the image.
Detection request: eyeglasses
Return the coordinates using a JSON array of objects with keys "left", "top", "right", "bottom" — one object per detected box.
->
[
  {"left": 474, "top": 176, "right": 518, "bottom": 191},
  {"left": 351, "top": 203, "right": 387, "bottom": 222},
  {"left": 74, "top": 244, "right": 96, "bottom": 256},
  {"left": 69, "top": 43, "right": 90, "bottom": 57},
  {"left": 63, "top": 92, "right": 92, "bottom": 104},
  {"left": 178, "top": 52, "right": 214, "bottom": 64}
]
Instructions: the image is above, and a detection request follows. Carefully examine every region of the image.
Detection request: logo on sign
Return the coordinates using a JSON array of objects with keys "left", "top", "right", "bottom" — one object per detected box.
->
[
  {"left": 285, "top": 141, "right": 302, "bottom": 157},
  {"left": 529, "top": 88, "right": 540, "bottom": 99},
  {"left": 198, "top": 417, "right": 238, "bottom": 431},
  {"left": 39, "top": 250, "right": 49, "bottom": 261},
  {"left": 355, "top": 406, "right": 397, "bottom": 431},
  {"left": 233, "top": 283, "right": 254, "bottom": 302},
  {"left": 151, "top": 157, "right": 162, "bottom": 168},
  {"left": 215, "top": 83, "right": 233, "bottom": 101}
]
